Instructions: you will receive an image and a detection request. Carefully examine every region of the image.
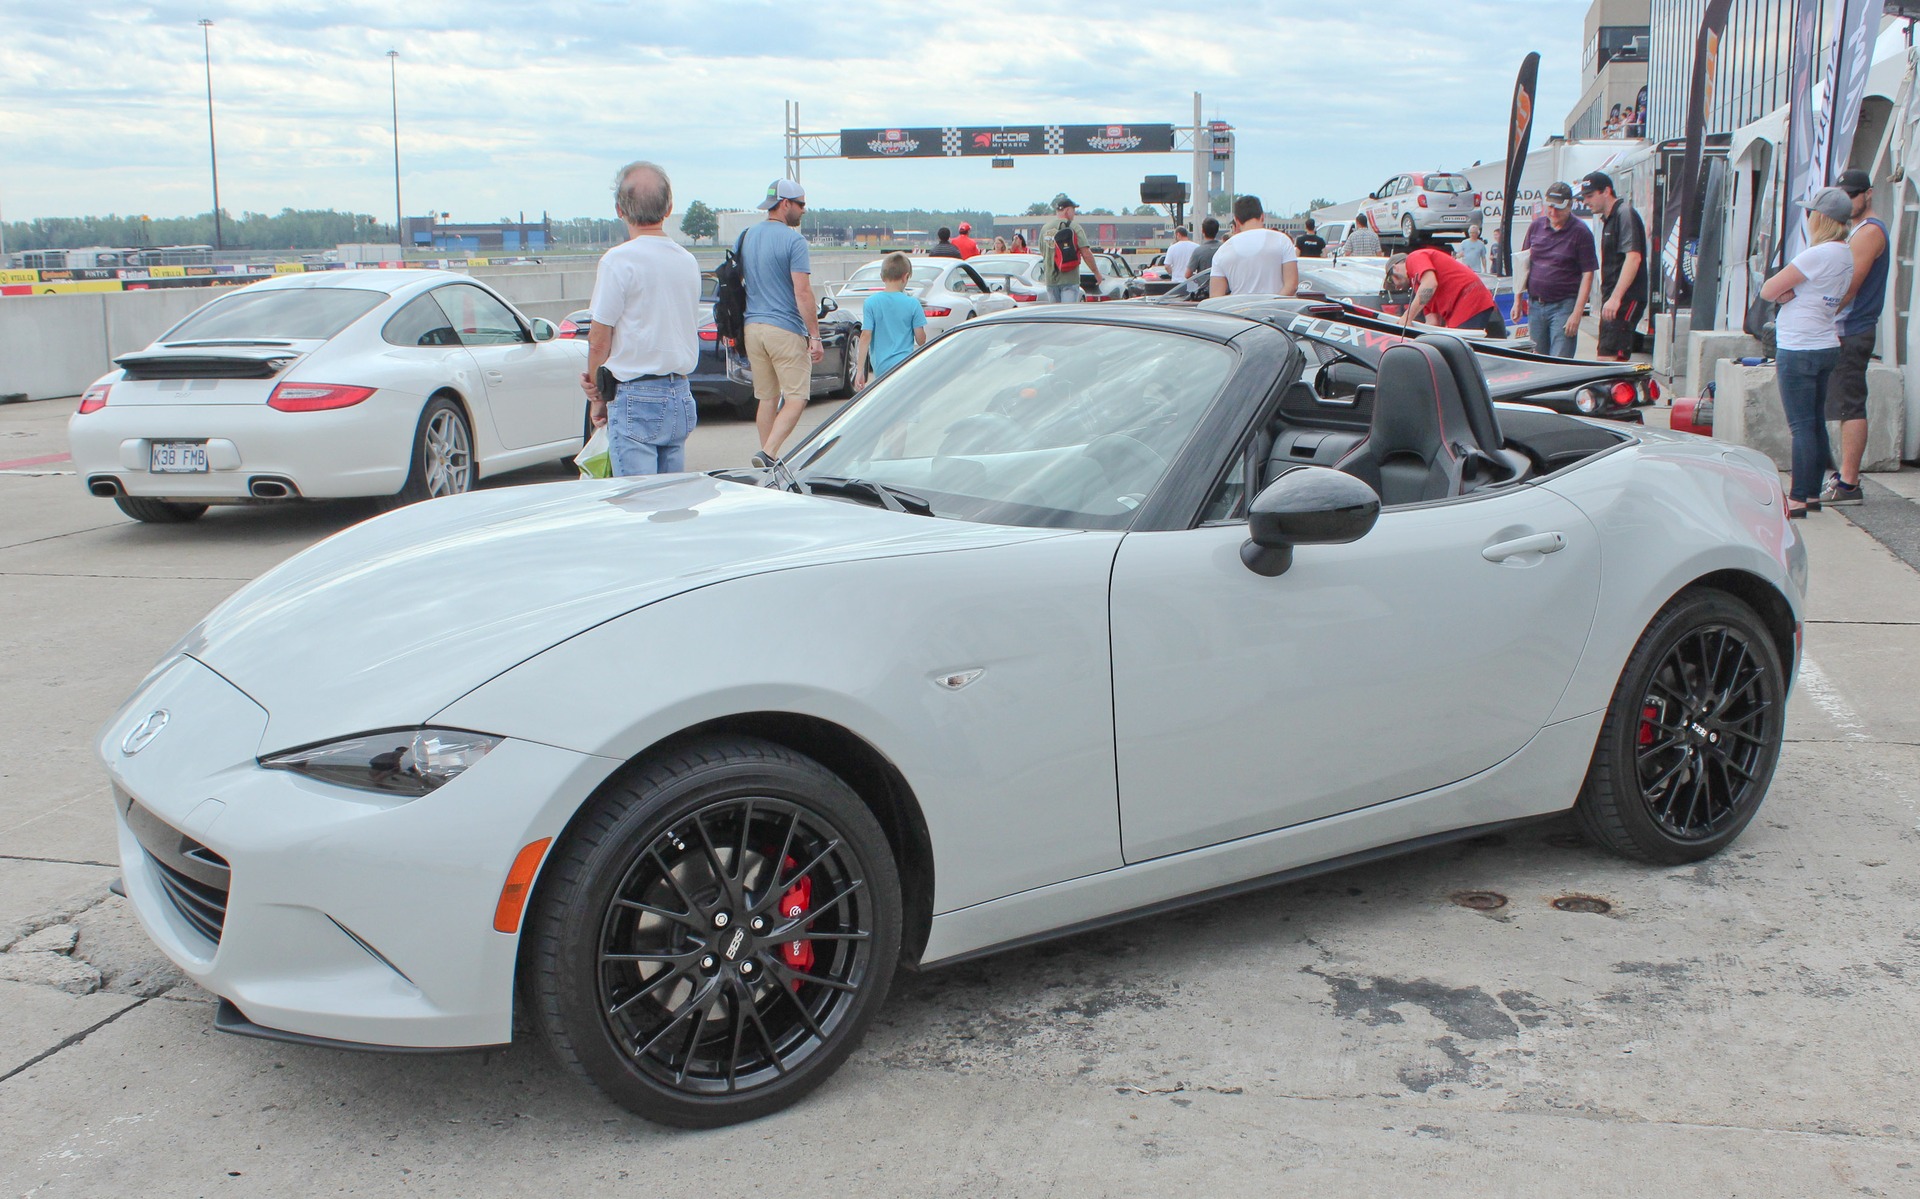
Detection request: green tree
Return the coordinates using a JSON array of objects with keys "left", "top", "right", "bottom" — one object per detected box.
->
[
  {"left": 1211, "top": 193, "right": 1231, "bottom": 216},
  {"left": 1023, "top": 202, "right": 1052, "bottom": 216},
  {"left": 1307, "top": 197, "right": 1336, "bottom": 212},
  {"left": 1130, "top": 204, "right": 1160, "bottom": 216},
  {"left": 1086, "top": 207, "right": 1114, "bottom": 215},
  {"left": 680, "top": 200, "right": 717, "bottom": 242}
]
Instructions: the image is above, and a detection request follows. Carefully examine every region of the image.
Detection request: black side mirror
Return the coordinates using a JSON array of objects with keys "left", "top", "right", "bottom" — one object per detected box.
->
[
  {"left": 1242, "top": 465, "right": 1381, "bottom": 577},
  {"left": 819, "top": 295, "right": 838, "bottom": 316}
]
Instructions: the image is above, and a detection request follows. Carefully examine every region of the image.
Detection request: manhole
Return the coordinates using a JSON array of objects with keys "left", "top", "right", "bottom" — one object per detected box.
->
[
  {"left": 1451, "top": 891, "right": 1508, "bottom": 911},
  {"left": 1545, "top": 833, "right": 1587, "bottom": 849},
  {"left": 1551, "top": 895, "right": 1612, "bottom": 914}
]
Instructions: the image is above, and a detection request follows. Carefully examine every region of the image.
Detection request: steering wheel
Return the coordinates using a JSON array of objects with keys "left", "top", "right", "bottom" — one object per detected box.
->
[{"left": 1082, "top": 433, "right": 1168, "bottom": 494}]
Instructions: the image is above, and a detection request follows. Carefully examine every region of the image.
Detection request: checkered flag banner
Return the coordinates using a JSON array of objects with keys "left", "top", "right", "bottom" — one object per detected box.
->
[
  {"left": 1043, "top": 126, "right": 1065, "bottom": 155},
  {"left": 941, "top": 128, "right": 963, "bottom": 157}
]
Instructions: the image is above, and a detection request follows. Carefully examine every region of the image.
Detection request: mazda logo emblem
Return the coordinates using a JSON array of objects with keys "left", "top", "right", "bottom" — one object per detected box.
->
[{"left": 122, "top": 709, "right": 170, "bottom": 755}]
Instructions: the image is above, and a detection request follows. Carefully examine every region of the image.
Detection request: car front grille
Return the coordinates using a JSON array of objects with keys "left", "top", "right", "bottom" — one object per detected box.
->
[{"left": 118, "top": 789, "right": 231, "bottom": 947}]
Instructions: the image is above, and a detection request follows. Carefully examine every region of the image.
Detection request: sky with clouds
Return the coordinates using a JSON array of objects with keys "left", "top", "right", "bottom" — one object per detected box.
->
[{"left": 1, "top": 1, "right": 1596, "bottom": 225}]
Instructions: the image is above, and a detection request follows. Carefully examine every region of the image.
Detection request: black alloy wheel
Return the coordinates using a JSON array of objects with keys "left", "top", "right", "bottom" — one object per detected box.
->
[
  {"left": 832, "top": 337, "right": 858, "bottom": 398},
  {"left": 526, "top": 737, "right": 901, "bottom": 1127},
  {"left": 1575, "top": 589, "right": 1786, "bottom": 864}
]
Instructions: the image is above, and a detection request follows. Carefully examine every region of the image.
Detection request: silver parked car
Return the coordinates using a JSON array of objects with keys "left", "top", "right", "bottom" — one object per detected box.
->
[
  {"left": 101, "top": 300, "right": 1802, "bottom": 1129},
  {"left": 832, "top": 258, "right": 1015, "bottom": 337},
  {"left": 1362, "top": 172, "right": 1483, "bottom": 247}
]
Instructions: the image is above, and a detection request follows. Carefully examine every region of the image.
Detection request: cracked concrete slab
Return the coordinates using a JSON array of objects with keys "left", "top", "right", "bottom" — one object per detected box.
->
[{"left": 0, "top": 979, "right": 136, "bottom": 1079}]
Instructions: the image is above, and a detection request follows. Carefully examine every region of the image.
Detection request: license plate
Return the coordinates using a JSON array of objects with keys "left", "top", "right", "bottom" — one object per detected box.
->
[{"left": 150, "top": 442, "right": 209, "bottom": 473}]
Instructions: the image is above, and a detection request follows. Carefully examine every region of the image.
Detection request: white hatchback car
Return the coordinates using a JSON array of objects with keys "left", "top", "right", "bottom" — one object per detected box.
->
[
  {"left": 832, "top": 258, "right": 1015, "bottom": 338},
  {"left": 1361, "top": 172, "right": 1484, "bottom": 247},
  {"left": 69, "top": 270, "right": 588, "bottom": 522}
]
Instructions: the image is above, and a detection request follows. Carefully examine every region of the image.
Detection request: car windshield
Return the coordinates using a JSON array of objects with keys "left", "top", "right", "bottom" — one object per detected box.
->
[
  {"left": 163, "top": 287, "right": 387, "bottom": 342},
  {"left": 1424, "top": 174, "right": 1472, "bottom": 193},
  {"left": 842, "top": 264, "right": 946, "bottom": 290},
  {"left": 786, "top": 322, "right": 1233, "bottom": 531},
  {"left": 968, "top": 255, "right": 1038, "bottom": 276}
]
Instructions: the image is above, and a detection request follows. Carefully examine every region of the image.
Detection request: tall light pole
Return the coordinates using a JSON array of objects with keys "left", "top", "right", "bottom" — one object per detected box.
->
[
  {"left": 388, "top": 50, "right": 403, "bottom": 250},
  {"left": 200, "top": 19, "right": 223, "bottom": 251}
]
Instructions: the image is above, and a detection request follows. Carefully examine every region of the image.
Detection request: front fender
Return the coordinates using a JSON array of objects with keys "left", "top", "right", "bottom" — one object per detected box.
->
[{"left": 433, "top": 533, "right": 1127, "bottom": 914}]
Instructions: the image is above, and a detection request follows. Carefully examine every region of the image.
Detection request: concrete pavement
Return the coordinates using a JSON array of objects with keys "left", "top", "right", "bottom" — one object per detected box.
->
[{"left": 3, "top": 394, "right": 1919, "bottom": 1196}]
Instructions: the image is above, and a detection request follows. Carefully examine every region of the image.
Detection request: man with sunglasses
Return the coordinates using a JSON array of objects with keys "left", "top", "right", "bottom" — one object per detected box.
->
[{"left": 744, "top": 178, "right": 824, "bottom": 456}]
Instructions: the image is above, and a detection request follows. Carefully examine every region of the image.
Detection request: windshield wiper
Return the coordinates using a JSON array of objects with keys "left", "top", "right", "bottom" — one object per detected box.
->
[{"left": 800, "top": 476, "right": 935, "bottom": 516}]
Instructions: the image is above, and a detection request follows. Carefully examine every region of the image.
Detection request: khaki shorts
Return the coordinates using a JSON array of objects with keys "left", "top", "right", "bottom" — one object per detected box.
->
[{"left": 744, "top": 324, "right": 811, "bottom": 407}]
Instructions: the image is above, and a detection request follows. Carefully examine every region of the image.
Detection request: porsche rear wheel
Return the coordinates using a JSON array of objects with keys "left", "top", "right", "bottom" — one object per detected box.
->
[
  {"left": 385, "top": 396, "right": 473, "bottom": 508},
  {"left": 1574, "top": 589, "right": 1786, "bottom": 864},
  {"left": 525, "top": 737, "right": 901, "bottom": 1127}
]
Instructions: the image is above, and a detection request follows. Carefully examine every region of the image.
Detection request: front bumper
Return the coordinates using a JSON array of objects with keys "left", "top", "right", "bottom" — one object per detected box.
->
[{"left": 102, "top": 655, "right": 617, "bottom": 1049}]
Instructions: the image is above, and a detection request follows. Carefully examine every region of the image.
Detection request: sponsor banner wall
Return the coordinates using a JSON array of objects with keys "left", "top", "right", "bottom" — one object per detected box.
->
[{"left": 841, "top": 123, "right": 1175, "bottom": 158}]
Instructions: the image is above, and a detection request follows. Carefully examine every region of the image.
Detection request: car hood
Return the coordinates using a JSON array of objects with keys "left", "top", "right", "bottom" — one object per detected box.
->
[{"left": 176, "top": 474, "right": 1071, "bottom": 750}]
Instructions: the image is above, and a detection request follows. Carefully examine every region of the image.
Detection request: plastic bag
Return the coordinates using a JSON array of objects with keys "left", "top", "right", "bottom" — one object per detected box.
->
[{"left": 576, "top": 426, "right": 611, "bottom": 479}]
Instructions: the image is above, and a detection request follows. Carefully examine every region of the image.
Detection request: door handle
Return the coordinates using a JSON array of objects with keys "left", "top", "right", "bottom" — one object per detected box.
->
[
  {"left": 485, "top": 370, "right": 506, "bottom": 381},
  {"left": 1483, "top": 532, "right": 1567, "bottom": 562}
]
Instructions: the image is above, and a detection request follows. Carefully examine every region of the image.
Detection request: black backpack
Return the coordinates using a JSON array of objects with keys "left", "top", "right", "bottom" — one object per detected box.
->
[
  {"left": 1052, "top": 223, "right": 1081, "bottom": 273},
  {"left": 712, "top": 228, "right": 749, "bottom": 346}
]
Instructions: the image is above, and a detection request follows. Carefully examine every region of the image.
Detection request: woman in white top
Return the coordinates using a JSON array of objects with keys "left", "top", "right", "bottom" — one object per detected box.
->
[{"left": 1760, "top": 187, "right": 1856, "bottom": 516}]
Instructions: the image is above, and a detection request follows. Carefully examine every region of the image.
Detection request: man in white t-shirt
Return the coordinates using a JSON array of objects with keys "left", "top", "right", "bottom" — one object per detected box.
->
[
  {"left": 1162, "top": 226, "right": 1198, "bottom": 281},
  {"left": 1209, "top": 195, "right": 1299, "bottom": 298},
  {"left": 582, "top": 160, "right": 702, "bottom": 476}
]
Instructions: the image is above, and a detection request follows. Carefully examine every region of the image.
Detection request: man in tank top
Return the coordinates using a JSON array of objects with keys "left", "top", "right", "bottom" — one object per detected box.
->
[{"left": 1821, "top": 169, "right": 1889, "bottom": 506}]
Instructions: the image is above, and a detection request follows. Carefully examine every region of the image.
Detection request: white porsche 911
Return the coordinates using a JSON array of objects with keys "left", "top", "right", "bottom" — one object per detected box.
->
[
  {"left": 68, "top": 270, "right": 588, "bottom": 522},
  {"left": 99, "top": 299, "right": 1804, "bottom": 1128}
]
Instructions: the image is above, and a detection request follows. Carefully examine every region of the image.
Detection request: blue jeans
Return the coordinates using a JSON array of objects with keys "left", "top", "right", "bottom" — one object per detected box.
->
[
  {"left": 1045, "top": 284, "right": 1083, "bottom": 304},
  {"left": 609, "top": 376, "right": 696, "bottom": 476},
  {"left": 1528, "top": 296, "right": 1579, "bottom": 358},
  {"left": 1775, "top": 347, "right": 1839, "bottom": 502}
]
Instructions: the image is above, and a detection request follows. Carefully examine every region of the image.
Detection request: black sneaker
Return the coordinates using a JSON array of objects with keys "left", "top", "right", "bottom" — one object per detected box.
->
[{"left": 1820, "top": 475, "right": 1864, "bottom": 506}]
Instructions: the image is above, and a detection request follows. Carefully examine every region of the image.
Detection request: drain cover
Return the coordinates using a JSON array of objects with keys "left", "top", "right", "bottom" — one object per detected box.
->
[
  {"left": 1551, "top": 895, "right": 1612, "bottom": 914},
  {"left": 1451, "top": 891, "right": 1508, "bottom": 911}
]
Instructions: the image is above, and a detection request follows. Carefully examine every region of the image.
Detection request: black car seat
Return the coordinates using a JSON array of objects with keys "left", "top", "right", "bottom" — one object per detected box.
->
[
  {"left": 1417, "top": 333, "right": 1532, "bottom": 490},
  {"left": 1333, "top": 340, "right": 1475, "bottom": 505}
]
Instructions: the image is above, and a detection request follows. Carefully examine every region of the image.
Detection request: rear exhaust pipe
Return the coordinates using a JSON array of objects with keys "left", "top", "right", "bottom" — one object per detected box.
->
[
  {"left": 247, "top": 477, "right": 297, "bottom": 499},
  {"left": 88, "top": 476, "right": 124, "bottom": 497}
]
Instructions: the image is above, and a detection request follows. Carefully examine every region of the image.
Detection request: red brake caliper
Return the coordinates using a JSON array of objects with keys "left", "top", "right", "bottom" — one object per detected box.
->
[
  {"left": 1639, "top": 703, "right": 1661, "bottom": 747},
  {"left": 778, "top": 856, "right": 814, "bottom": 988}
]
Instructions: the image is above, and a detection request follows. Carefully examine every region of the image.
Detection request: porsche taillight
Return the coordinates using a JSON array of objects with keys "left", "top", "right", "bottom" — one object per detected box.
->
[
  {"left": 1612, "top": 381, "right": 1637, "bottom": 407},
  {"left": 699, "top": 322, "right": 717, "bottom": 342},
  {"left": 78, "top": 383, "right": 110, "bottom": 414},
  {"left": 268, "top": 382, "right": 377, "bottom": 412}
]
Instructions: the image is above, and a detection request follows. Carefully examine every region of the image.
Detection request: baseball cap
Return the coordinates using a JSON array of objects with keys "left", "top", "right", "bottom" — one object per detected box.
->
[
  {"left": 1545, "top": 181, "right": 1573, "bottom": 209},
  {"left": 1808, "top": 186, "right": 1853, "bottom": 221},
  {"left": 1577, "top": 171, "right": 1614, "bottom": 197},
  {"left": 1052, "top": 193, "right": 1078, "bottom": 210},
  {"left": 1838, "top": 168, "right": 1872, "bottom": 197},
  {"left": 756, "top": 179, "right": 806, "bottom": 210},
  {"left": 958, "top": 221, "right": 971, "bottom": 233}
]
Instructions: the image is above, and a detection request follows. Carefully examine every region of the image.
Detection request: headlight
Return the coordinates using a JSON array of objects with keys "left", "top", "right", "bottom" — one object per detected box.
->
[
  {"left": 261, "top": 728, "right": 501, "bottom": 797},
  {"left": 1574, "top": 387, "right": 1602, "bottom": 413}
]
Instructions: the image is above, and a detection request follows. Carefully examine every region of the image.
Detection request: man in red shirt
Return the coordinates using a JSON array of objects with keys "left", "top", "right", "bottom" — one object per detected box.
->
[
  {"left": 1387, "top": 248, "right": 1506, "bottom": 337},
  {"left": 951, "top": 222, "right": 980, "bottom": 259}
]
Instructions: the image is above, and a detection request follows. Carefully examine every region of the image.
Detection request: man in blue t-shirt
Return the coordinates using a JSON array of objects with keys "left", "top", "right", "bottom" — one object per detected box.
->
[
  {"left": 854, "top": 253, "right": 927, "bottom": 389},
  {"left": 742, "top": 178, "right": 823, "bottom": 457},
  {"left": 1822, "top": 168, "right": 1889, "bottom": 506}
]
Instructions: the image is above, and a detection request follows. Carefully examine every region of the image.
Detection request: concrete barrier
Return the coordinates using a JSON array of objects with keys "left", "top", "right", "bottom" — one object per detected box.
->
[
  {"left": 1712, "top": 358, "right": 1906, "bottom": 473},
  {"left": 0, "top": 289, "right": 230, "bottom": 401},
  {"left": 1687, "top": 329, "right": 1763, "bottom": 399}
]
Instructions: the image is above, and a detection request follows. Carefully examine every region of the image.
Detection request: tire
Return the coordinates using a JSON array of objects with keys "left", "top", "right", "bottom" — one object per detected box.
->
[
  {"left": 830, "top": 340, "right": 857, "bottom": 399},
  {"left": 383, "top": 396, "right": 473, "bottom": 509},
  {"left": 525, "top": 736, "right": 902, "bottom": 1128},
  {"left": 1574, "top": 589, "right": 1787, "bottom": 865},
  {"left": 113, "top": 495, "right": 208, "bottom": 523},
  {"left": 1401, "top": 215, "right": 1418, "bottom": 247}
]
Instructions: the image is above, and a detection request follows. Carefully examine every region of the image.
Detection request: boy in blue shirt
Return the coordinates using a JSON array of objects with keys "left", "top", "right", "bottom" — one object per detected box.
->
[{"left": 853, "top": 253, "right": 927, "bottom": 389}]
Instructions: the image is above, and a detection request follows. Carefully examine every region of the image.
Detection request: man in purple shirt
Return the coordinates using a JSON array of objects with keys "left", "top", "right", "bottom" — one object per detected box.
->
[{"left": 1514, "top": 181, "right": 1599, "bottom": 358}]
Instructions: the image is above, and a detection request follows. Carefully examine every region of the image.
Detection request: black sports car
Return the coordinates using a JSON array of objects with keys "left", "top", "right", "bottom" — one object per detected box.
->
[{"left": 1193, "top": 297, "right": 1656, "bottom": 423}]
